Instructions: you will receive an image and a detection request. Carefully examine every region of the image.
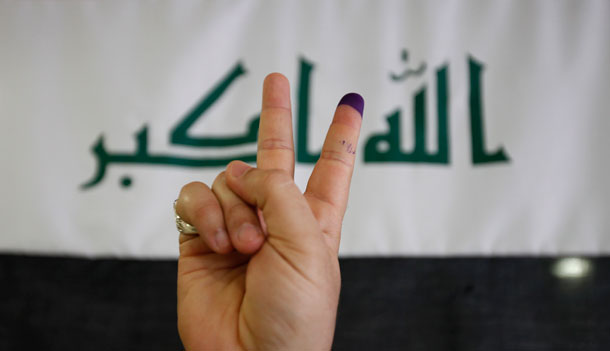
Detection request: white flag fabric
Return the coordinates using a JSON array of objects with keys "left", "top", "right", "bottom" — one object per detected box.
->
[{"left": 1, "top": 0, "right": 609, "bottom": 257}]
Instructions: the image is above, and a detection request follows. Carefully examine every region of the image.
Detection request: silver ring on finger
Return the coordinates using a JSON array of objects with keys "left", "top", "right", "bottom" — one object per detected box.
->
[{"left": 174, "top": 200, "right": 198, "bottom": 235}]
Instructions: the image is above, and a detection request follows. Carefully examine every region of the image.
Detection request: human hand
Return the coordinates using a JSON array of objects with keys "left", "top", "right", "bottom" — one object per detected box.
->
[{"left": 175, "top": 73, "right": 363, "bottom": 350}]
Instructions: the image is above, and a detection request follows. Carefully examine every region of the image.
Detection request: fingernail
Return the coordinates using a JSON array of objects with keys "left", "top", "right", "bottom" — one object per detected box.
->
[
  {"left": 237, "top": 223, "right": 262, "bottom": 244},
  {"left": 214, "top": 228, "right": 230, "bottom": 250},
  {"left": 229, "top": 161, "right": 251, "bottom": 178},
  {"left": 338, "top": 93, "right": 364, "bottom": 118}
]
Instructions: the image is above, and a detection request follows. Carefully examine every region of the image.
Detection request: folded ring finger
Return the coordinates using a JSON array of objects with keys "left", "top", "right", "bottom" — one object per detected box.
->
[{"left": 177, "top": 181, "right": 232, "bottom": 254}]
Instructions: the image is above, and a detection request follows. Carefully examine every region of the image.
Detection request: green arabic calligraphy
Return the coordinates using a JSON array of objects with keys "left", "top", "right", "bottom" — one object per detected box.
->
[
  {"left": 297, "top": 57, "right": 321, "bottom": 163},
  {"left": 170, "top": 62, "right": 260, "bottom": 147},
  {"left": 389, "top": 49, "right": 427, "bottom": 82},
  {"left": 81, "top": 62, "right": 261, "bottom": 189},
  {"left": 469, "top": 56, "right": 510, "bottom": 164},
  {"left": 81, "top": 54, "right": 509, "bottom": 190},
  {"left": 365, "top": 56, "right": 510, "bottom": 165},
  {"left": 81, "top": 126, "right": 257, "bottom": 189},
  {"left": 365, "top": 65, "right": 449, "bottom": 163}
]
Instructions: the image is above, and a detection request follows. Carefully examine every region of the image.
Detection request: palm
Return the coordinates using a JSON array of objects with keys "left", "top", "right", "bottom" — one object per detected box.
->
[
  {"left": 176, "top": 74, "right": 363, "bottom": 350},
  {"left": 178, "top": 200, "right": 339, "bottom": 349}
]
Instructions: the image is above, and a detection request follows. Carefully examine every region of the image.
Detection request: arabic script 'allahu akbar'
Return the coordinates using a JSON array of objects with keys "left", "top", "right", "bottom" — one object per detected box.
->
[{"left": 81, "top": 55, "right": 509, "bottom": 190}]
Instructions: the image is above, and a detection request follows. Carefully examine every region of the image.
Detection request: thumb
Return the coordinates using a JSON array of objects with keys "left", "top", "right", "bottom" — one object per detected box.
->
[{"left": 225, "top": 161, "right": 322, "bottom": 250}]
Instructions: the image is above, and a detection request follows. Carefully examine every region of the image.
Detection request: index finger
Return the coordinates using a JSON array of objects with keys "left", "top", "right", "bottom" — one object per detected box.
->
[
  {"left": 304, "top": 93, "right": 364, "bottom": 228},
  {"left": 257, "top": 73, "right": 295, "bottom": 175}
]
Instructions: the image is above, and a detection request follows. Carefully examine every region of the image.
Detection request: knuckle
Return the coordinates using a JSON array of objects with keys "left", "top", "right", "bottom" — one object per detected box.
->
[
  {"left": 257, "top": 170, "right": 296, "bottom": 206},
  {"left": 179, "top": 181, "right": 209, "bottom": 211},
  {"left": 261, "top": 105, "right": 292, "bottom": 114},
  {"left": 211, "top": 172, "right": 227, "bottom": 190},
  {"left": 262, "top": 170, "right": 292, "bottom": 191},
  {"left": 193, "top": 201, "right": 222, "bottom": 223},
  {"left": 319, "top": 150, "right": 353, "bottom": 168},
  {"left": 177, "top": 181, "right": 222, "bottom": 224},
  {"left": 259, "top": 137, "right": 293, "bottom": 152},
  {"left": 180, "top": 181, "right": 205, "bottom": 197},
  {"left": 225, "top": 201, "right": 252, "bottom": 220}
]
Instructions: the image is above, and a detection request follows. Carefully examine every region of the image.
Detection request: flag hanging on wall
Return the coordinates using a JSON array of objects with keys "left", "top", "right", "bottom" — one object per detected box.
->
[{"left": 2, "top": 1, "right": 609, "bottom": 350}]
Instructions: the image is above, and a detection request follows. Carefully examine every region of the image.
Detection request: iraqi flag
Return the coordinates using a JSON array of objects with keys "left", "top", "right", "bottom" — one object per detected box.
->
[{"left": 2, "top": 1, "right": 609, "bottom": 349}]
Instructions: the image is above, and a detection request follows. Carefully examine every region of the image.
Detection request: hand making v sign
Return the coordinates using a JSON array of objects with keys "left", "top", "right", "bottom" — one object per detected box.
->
[{"left": 174, "top": 73, "right": 364, "bottom": 351}]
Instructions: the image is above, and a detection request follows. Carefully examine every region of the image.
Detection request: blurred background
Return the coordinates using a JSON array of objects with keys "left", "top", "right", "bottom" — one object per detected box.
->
[{"left": 1, "top": 1, "right": 609, "bottom": 349}]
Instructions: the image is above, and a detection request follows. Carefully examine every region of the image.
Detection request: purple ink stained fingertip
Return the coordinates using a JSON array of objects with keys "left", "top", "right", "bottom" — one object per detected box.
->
[{"left": 338, "top": 93, "right": 364, "bottom": 118}]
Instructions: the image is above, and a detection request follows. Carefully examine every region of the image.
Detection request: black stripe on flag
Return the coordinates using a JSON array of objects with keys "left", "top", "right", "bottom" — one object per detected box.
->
[{"left": 1, "top": 254, "right": 609, "bottom": 350}]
